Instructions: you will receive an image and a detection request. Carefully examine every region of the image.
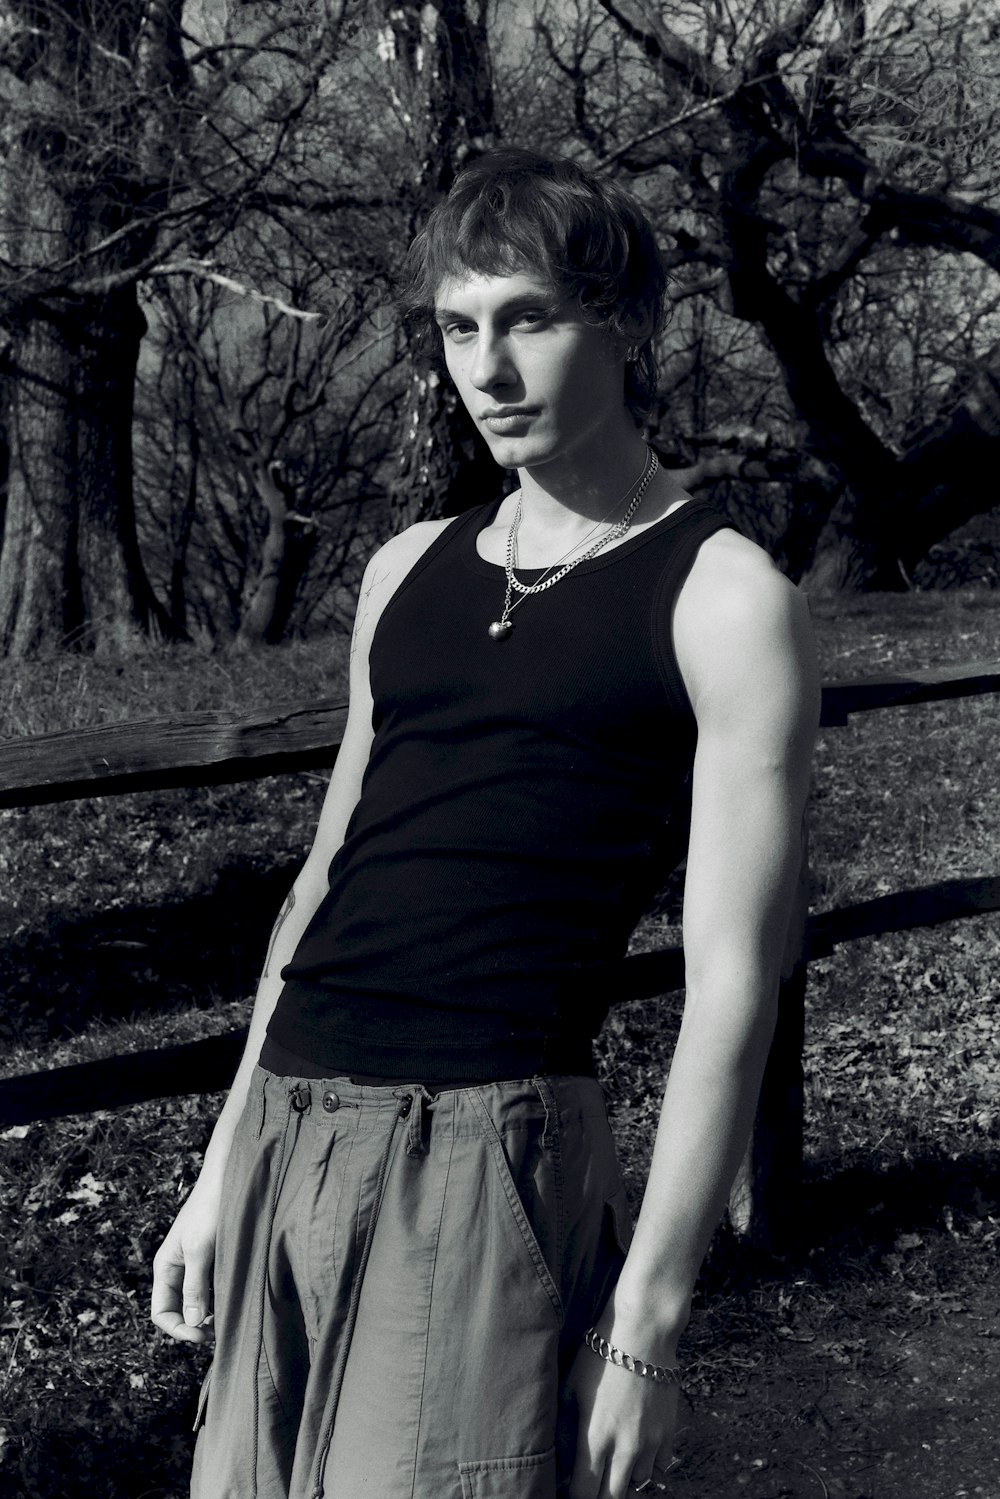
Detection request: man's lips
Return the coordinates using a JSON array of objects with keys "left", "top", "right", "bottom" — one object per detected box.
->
[{"left": 480, "top": 408, "right": 539, "bottom": 431}]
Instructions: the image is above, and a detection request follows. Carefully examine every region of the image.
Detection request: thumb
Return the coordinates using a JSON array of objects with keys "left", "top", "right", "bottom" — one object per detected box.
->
[{"left": 182, "top": 1243, "right": 214, "bottom": 1327}]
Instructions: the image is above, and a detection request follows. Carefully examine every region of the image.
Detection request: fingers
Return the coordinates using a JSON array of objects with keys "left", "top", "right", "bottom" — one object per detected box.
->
[
  {"left": 569, "top": 1437, "right": 667, "bottom": 1498},
  {"left": 566, "top": 1404, "right": 677, "bottom": 1496},
  {"left": 630, "top": 1455, "right": 681, "bottom": 1494},
  {"left": 563, "top": 1343, "right": 680, "bottom": 1498},
  {"left": 567, "top": 1444, "right": 607, "bottom": 1499},
  {"left": 151, "top": 1233, "right": 215, "bottom": 1345},
  {"left": 569, "top": 1451, "right": 672, "bottom": 1499}
]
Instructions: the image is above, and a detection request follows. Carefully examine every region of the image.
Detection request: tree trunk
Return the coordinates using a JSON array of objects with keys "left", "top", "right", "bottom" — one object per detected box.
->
[
  {"left": 391, "top": 370, "right": 504, "bottom": 529},
  {"left": 0, "top": 0, "right": 186, "bottom": 654},
  {"left": 236, "top": 463, "right": 317, "bottom": 646},
  {"left": 168, "top": 415, "right": 200, "bottom": 639},
  {"left": 72, "top": 286, "right": 165, "bottom": 648},
  {"left": 799, "top": 491, "right": 911, "bottom": 594},
  {"left": 0, "top": 313, "right": 76, "bottom": 654},
  {"left": 0, "top": 287, "right": 168, "bottom": 654},
  {"left": 381, "top": 0, "right": 503, "bottom": 526}
]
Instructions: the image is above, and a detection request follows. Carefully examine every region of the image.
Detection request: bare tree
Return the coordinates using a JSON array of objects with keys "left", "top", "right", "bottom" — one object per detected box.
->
[
  {"left": 374, "top": 0, "right": 506, "bottom": 529},
  {"left": 0, "top": 0, "right": 350, "bottom": 653},
  {"left": 134, "top": 262, "right": 400, "bottom": 644},
  {"left": 533, "top": 0, "right": 1000, "bottom": 588}
]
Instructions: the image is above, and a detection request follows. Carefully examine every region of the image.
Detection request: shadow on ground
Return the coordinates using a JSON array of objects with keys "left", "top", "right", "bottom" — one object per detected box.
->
[
  {"left": 0, "top": 858, "right": 297, "bottom": 1051},
  {"left": 6, "top": 1376, "right": 204, "bottom": 1499},
  {"left": 674, "top": 1153, "right": 1000, "bottom": 1499},
  {"left": 4, "top": 1151, "right": 997, "bottom": 1498}
]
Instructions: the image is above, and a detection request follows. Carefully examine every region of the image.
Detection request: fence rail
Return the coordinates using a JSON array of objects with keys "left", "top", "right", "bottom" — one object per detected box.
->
[
  {"left": 2, "top": 660, "right": 997, "bottom": 809},
  {"left": 2, "top": 661, "right": 999, "bottom": 1248},
  {"left": 0, "top": 703, "right": 349, "bottom": 809}
]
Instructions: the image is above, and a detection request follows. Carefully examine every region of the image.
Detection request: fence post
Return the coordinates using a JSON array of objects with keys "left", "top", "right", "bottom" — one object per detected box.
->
[{"left": 727, "top": 819, "right": 809, "bottom": 1253}]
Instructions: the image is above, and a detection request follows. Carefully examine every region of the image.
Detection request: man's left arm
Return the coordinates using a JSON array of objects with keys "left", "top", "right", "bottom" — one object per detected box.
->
[{"left": 566, "top": 534, "right": 820, "bottom": 1499}]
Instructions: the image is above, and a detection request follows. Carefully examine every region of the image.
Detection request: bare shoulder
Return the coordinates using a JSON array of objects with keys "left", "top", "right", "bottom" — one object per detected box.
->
[
  {"left": 362, "top": 517, "right": 455, "bottom": 596},
  {"left": 674, "top": 528, "right": 819, "bottom": 732},
  {"left": 352, "top": 517, "right": 455, "bottom": 650}
]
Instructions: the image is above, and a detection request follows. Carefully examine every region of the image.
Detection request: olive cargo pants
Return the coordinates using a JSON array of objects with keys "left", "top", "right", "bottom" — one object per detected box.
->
[{"left": 191, "top": 1068, "right": 631, "bottom": 1499}]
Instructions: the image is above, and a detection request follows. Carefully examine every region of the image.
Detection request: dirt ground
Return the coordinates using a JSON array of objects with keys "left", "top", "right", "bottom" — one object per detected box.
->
[{"left": 663, "top": 1195, "right": 1000, "bottom": 1498}]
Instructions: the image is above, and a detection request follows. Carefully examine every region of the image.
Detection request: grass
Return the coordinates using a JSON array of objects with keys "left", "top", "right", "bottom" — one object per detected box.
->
[{"left": 1, "top": 590, "right": 999, "bottom": 1496}]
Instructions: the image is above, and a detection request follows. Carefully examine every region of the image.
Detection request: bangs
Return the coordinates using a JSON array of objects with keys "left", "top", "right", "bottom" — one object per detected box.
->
[
  {"left": 422, "top": 193, "right": 563, "bottom": 298},
  {"left": 395, "top": 148, "right": 669, "bottom": 422},
  {"left": 424, "top": 172, "right": 636, "bottom": 312}
]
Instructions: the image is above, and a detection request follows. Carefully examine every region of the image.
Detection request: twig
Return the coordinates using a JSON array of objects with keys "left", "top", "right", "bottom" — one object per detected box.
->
[
  {"left": 796, "top": 1458, "right": 831, "bottom": 1498},
  {"left": 599, "top": 79, "right": 776, "bottom": 169},
  {"left": 149, "top": 259, "right": 323, "bottom": 320}
]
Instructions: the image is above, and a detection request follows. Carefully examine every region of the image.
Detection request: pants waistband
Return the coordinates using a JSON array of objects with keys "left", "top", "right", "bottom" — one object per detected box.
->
[{"left": 250, "top": 1065, "right": 609, "bottom": 1137}]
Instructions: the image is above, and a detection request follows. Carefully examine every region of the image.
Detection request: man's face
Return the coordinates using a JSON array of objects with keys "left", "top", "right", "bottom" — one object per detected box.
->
[{"left": 433, "top": 269, "right": 628, "bottom": 472}]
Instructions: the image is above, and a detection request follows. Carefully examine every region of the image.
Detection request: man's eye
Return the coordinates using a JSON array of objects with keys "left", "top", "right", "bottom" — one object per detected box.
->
[
  {"left": 443, "top": 322, "right": 475, "bottom": 340},
  {"left": 513, "top": 309, "right": 549, "bottom": 328}
]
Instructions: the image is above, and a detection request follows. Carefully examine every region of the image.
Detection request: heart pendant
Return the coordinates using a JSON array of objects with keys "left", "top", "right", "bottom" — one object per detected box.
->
[{"left": 488, "top": 620, "right": 513, "bottom": 641}]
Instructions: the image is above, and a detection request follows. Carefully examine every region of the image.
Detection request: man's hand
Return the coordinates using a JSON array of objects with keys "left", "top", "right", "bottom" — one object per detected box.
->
[
  {"left": 150, "top": 1179, "right": 220, "bottom": 1345},
  {"left": 563, "top": 1340, "right": 679, "bottom": 1499}
]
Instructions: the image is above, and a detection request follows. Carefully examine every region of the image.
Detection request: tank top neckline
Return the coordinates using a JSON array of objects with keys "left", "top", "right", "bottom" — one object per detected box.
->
[{"left": 465, "top": 492, "right": 716, "bottom": 582}]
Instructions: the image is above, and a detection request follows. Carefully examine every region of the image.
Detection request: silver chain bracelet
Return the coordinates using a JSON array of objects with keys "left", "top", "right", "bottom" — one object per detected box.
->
[{"left": 583, "top": 1327, "right": 680, "bottom": 1386}]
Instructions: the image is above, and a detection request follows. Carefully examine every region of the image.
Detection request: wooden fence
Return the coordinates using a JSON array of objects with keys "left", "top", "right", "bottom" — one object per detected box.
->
[{"left": 1, "top": 660, "right": 999, "bottom": 1249}]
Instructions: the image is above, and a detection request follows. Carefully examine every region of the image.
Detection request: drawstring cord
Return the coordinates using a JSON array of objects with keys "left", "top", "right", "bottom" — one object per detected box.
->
[
  {"left": 310, "top": 1084, "right": 434, "bottom": 1498},
  {"left": 398, "top": 1082, "right": 434, "bottom": 1157}
]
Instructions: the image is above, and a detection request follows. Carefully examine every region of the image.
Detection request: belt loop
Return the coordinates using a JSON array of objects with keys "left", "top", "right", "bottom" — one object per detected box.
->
[
  {"left": 533, "top": 1075, "right": 557, "bottom": 1153},
  {"left": 394, "top": 1083, "right": 434, "bottom": 1157}
]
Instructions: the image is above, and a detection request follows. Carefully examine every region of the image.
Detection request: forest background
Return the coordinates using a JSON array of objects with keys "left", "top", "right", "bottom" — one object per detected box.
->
[{"left": 1, "top": 0, "right": 1000, "bottom": 658}]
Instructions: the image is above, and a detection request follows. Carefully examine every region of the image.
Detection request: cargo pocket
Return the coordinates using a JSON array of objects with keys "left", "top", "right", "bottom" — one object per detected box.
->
[{"left": 459, "top": 1445, "right": 557, "bottom": 1498}]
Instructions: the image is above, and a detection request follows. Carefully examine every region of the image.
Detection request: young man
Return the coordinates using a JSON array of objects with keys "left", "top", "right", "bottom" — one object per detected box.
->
[{"left": 152, "top": 149, "right": 819, "bottom": 1499}]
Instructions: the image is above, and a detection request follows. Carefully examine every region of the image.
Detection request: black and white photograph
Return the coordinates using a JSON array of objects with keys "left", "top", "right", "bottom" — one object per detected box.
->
[{"left": 0, "top": 4, "right": 998, "bottom": 1496}]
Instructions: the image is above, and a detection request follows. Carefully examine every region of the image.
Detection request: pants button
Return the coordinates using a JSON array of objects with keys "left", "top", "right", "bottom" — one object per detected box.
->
[{"left": 322, "top": 1090, "right": 340, "bottom": 1113}]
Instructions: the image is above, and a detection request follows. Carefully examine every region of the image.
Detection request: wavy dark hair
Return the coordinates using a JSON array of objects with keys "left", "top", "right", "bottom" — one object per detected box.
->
[{"left": 396, "top": 148, "right": 669, "bottom": 424}]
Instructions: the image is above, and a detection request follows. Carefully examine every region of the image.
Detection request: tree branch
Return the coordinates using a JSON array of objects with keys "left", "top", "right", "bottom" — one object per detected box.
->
[
  {"left": 595, "top": 0, "right": 726, "bottom": 99},
  {"left": 668, "top": 438, "right": 827, "bottom": 491},
  {"left": 797, "top": 143, "right": 1000, "bottom": 270},
  {"left": 748, "top": 0, "right": 829, "bottom": 72},
  {"left": 599, "top": 84, "right": 762, "bottom": 169},
  {"left": 148, "top": 260, "right": 324, "bottom": 320}
]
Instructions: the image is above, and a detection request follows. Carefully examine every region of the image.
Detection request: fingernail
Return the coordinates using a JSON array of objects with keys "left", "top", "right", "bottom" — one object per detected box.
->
[{"left": 184, "top": 1305, "right": 202, "bottom": 1327}]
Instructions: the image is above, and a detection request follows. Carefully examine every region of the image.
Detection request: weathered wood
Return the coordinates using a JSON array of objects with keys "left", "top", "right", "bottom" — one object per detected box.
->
[
  {"left": 3, "top": 875, "right": 999, "bottom": 1126},
  {"left": 608, "top": 946, "right": 685, "bottom": 1001},
  {"left": 821, "top": 660, "right": 1000, "bottom": 725},
  {"left": 0, "top": 702, "right": 348, "bottom": 807},
  {"left": 0, "top": 1029, "right": 247, "bottom": 1125},
  {"left": 807, "top": 875, "right": 1000, "bottom": 953},
  {"left": 0, "top": 662, "right": 997, "bottom": 810}
]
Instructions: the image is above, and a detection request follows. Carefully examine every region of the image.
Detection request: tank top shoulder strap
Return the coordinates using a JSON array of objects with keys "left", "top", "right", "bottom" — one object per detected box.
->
[
  {"left": 648, "top": 497, "right": 738, "bottom": 721},
  {"left": 371, "top": 502, "right": 493, "bottom": 642}
]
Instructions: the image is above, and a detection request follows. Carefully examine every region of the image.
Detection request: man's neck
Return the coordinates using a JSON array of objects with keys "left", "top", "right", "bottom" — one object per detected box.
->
[{"left": 515, "top": 428, "right": 650, "bottom": 532}]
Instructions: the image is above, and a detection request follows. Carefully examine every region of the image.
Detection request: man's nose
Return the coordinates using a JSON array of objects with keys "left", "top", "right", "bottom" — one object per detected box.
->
[{"left": 470, "top": 332, "right": 514, "bottom": 390}]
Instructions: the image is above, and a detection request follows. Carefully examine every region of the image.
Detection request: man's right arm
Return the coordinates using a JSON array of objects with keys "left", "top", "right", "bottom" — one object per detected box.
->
[{"left": 151, "top": 522, "right": 449, "bottom": 1343}]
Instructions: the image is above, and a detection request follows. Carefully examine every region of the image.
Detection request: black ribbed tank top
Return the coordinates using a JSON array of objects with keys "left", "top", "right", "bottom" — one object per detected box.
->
[{"left": 267, "top": 495, "right": 732, "bottom": 1080}]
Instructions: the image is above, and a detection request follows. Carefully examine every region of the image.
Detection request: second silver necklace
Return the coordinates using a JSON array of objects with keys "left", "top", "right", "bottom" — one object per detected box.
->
[{"left": 487, "top": 447, "right": 659, "bottom": 641}]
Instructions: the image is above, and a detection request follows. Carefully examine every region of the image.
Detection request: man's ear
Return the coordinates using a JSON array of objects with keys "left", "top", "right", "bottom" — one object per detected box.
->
[
  {"left": 616, "top": 305, "right": 654, "bottom": 361},
  {"left": 624, "top": 302, "right": 655, "bottom": 343}
]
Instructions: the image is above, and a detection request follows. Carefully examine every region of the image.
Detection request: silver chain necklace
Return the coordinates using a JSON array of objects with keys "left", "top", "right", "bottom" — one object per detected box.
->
[{"left": 487, "top": 447, "right": 659, "bottom": 641}]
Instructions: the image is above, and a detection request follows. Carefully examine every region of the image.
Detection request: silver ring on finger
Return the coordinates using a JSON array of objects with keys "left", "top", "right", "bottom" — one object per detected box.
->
[{"left": 632, "top": 1456, "right": 682, "bottom": 1491}]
